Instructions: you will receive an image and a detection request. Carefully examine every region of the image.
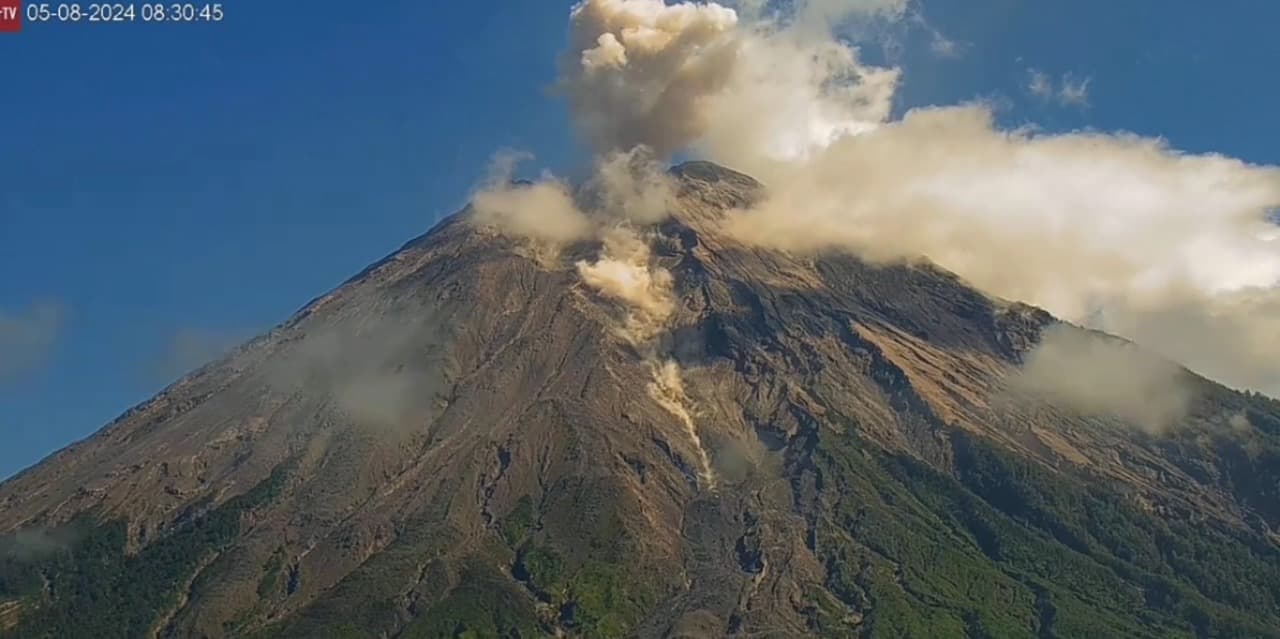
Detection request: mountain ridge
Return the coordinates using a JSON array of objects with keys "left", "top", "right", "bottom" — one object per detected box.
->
[{"left": 2, "top": 161, "right": 1280, "bottom": 638}]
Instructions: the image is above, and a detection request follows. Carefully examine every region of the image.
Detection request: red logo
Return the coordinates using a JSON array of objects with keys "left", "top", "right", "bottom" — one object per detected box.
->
[{"left": 0, "top": 1, "right": 20, "bottom": 33}]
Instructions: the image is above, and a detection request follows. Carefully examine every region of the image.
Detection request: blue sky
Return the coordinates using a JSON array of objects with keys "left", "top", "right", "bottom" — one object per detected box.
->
[{"left": 1, "top": 0, "right": 1277, "bottom": 479}]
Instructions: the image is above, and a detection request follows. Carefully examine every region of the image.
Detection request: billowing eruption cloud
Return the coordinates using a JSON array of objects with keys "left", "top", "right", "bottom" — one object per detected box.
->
[
  {"left": 561, "top": 0, "right": 741, "bottom": 157},
  {"left": 562, "top": 0, "right": 898, "bottom": 160},
  {"left": 559, "top": 0, "right": 1280, "bottom": 399}
]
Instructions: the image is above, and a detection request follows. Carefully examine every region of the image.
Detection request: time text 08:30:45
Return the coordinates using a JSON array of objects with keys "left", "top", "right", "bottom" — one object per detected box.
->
[{"left": 25, "top": 3, "right": 224, "bottom": 24}]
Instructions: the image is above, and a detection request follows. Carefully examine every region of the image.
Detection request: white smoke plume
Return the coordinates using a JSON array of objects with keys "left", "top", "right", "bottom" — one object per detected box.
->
[
  {"left": 559, "top": 0, "right": 1280, "bottom": 400},
  {"left": 582, "top": 146, "right": 678, "bottom": 224},
  {"left": 266, "top": 316, "right": 444, "bottom": 432},
  {"left": 574, "top": 226, "right": 715, "bottom": 486},
  {"left": 1010, "top": 325, "right": 1192, "bottom": 432},
  {"left": 470, "top": 151, "right": 593, "bottom": 245},
  {"left": 648, "top": 359, "right": 715, "bottom": 486},
  {"left": 0, "top": 526, "right": 77, "bottom": 561},
  {"left": 576, "top": 227, "right": 676, "bottom": 345},
  {"left": 469, "top": 147, "right": 676, "bottom": 244}
]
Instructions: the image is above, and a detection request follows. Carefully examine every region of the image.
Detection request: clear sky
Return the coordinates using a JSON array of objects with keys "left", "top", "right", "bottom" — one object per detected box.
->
[{"left": 1, "top": 0, "right": 1277, "bottom": 480}]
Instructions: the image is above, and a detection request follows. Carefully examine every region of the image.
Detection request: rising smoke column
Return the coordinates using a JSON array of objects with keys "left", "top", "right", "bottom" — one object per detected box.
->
[{"left": 561, "top": 0, "right": 899, "bottom": 162}]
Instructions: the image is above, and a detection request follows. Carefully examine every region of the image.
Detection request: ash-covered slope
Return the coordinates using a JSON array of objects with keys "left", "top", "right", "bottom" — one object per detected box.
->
[{"left": 3, "top": 162, "right": 1280, "bottom": 639}]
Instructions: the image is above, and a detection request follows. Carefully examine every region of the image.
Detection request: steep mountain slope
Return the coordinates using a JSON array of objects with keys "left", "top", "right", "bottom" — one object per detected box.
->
[{"left": 2, "top": 162, "right": 1280, "bottom": 638}]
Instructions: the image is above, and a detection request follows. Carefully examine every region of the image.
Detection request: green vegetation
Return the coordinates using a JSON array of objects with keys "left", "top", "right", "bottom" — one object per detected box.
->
[
  {"left": 567, "top": 563, "right": 637, "bottom": 637},
  {"left": 814, "top": 428, "right": 1280, "bottom": 638},
  {"left": 520, "top": 544, "right": 566, "bottom": 596},
  {"left": 8, "top": 405, "right": 1278, "bottom": 639},
  {"left": 512, "top": 543, "right": 655, "bottom": 638},
  {"left": 499, "top": 496, "right": 537, "bottom": 546},
  {"left": 256, "top": 518, "right": 461, "bottom": 639},
  {"left": 257, "top": 547, "right": 287, "bottom": 598},
  {"left": 273, "top": 485, "right": 661, "bottom": 639},
  {"left": 399, "top": 566, "right": 542, "bottom": 639},
  {"left": 0, "top": 464, "right": 289, "bottom": 639}
]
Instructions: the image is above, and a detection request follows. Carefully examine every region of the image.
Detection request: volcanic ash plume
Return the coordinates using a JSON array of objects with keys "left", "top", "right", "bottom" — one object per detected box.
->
[
  {"left": 561, "top": 0, "right": 898, "bottom": 161},
  {"left": 562, "top": 0, "right": 1280, "bottom": 399}
]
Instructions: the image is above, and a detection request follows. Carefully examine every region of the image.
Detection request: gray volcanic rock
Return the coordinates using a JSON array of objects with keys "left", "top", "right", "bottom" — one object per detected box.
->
[{"left": 2, "top": 163, "right": 1280, "bottom": 638}]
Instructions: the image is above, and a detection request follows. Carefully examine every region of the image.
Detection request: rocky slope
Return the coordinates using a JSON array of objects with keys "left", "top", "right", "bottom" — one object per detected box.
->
[{"left": 2, "top": 162, "right": 1279, "bottom": 638}]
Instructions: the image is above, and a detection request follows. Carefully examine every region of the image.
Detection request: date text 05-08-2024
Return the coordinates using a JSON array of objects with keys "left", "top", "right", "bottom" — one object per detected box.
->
[{"left": 25, "top": 3, "right": 225, "bottom": 23}]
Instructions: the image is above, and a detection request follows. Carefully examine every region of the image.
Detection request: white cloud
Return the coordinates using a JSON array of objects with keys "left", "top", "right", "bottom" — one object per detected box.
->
[
  {"left": 721, "top": 105, "right": 1280, "bottom": 394},
  {"left": 1011, "top": 325, "right": 1192, "bottom": 432},
  {"left": 1028, "top": 69, "right": 1054, "bottom": 99},
  {"left": 1059, "top": 74, "right": 1091, "bottom": 106},
  {"left": 928, "top": 31, "right": 960, "bottom": 58},
  {"left": 265, "top": 317, "right": 443, "bottom": 431},
  {"left": 469, "top": 147, "right": 676, "bottom": 244},
  {"left": 1027, "top": 68, "right": 1091, "bottom": 107},
  {"left": 582, "top": 146, "right": 677, "bottom": 224}
]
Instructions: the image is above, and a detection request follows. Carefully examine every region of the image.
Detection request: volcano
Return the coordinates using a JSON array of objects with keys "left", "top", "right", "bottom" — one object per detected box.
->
[{"left": 2, "top": 163, "right": 1279, "bottom": 639}]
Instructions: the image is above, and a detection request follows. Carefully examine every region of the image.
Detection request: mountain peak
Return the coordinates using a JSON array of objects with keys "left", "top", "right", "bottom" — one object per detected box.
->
[
  {"left": 2, "top": 163, "right": 1280, "bottom": 638},
  {"left": 669, "top": 160, "right": 761, "bottom": 190}
]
